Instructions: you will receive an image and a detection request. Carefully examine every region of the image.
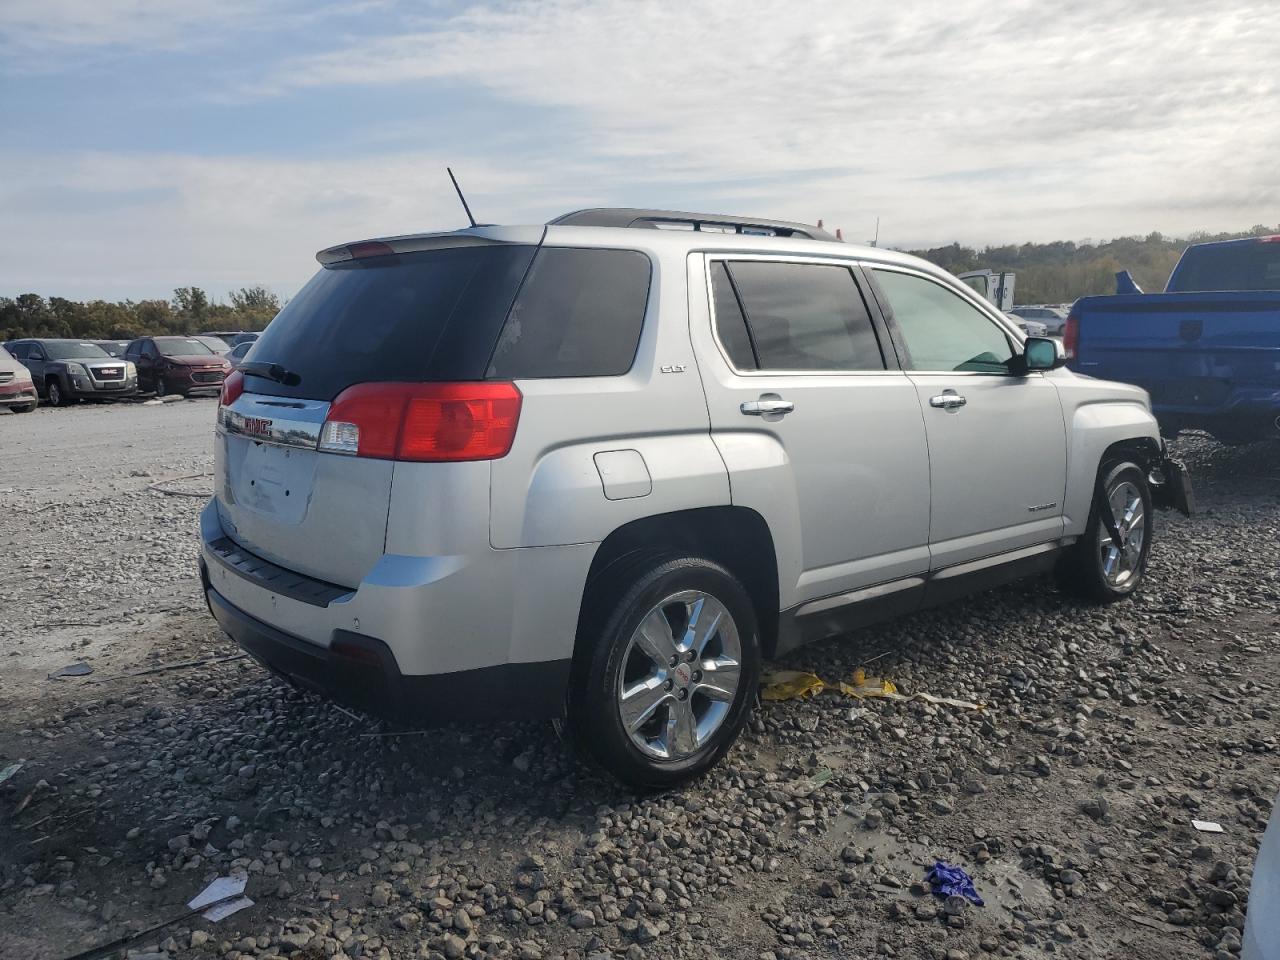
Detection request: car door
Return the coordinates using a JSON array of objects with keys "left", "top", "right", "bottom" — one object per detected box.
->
[
  {"left": 134, "top": 340, "right": 159, "bottom": 390},
  {"left": 865, "top": 266, "right": 1067, "bottom": 570},
  {"left": 21, "top": 343, "right": 49, "bottom": 392},
  {"left": 691, "top": 254, "right": 931, "bottom": 617}
]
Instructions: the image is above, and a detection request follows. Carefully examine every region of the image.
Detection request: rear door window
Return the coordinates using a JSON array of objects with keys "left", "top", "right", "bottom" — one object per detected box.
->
[
  {"left": 486, "top": 247, "right": 652, "bottom": 378},
  {"left": 720, "top": 260, "right": 885, "bottom": 371},
  {"left": 245, "top": 244, "right": 538, "bottom": 400}
]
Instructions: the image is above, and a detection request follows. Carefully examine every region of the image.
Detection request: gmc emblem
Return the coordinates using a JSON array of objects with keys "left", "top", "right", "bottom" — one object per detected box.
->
[{"left": 243, "top": 416, "right": 272, "bottom": 437}]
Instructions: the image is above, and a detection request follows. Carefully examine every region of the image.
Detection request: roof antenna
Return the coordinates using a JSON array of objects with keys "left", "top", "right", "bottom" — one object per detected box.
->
[{"left": 447, "top": 167, "right": 477, "bottom": 228}]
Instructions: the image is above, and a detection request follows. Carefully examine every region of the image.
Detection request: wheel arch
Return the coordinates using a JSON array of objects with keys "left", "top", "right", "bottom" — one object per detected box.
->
[{"left": 576, "top": 505, "right": 781, "bottom": 661}]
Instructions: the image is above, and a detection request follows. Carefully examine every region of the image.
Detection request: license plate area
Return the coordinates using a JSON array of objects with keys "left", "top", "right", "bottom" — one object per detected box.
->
[{"left": 231, "top": 440, "right": 318, "bottom": 526}]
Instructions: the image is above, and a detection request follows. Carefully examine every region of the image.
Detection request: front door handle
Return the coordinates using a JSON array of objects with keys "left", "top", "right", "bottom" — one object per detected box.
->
[
  {"left": 929, "top": 391, "right": 967, "bottom": 411},
  {"left": 741, "top": 397, "right": 795, "bottom": 417}
]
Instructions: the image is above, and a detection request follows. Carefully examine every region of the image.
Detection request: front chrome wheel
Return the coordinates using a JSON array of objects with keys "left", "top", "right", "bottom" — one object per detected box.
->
[
  {"left": 617, "top": 590, "right": 742, "bottom": 761},
  {"left": 1099, "top": 479, "right": 1145, "bottom": 587}
]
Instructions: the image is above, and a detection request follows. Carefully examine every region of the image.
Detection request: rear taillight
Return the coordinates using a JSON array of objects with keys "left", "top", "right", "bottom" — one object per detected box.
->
[
  {"left": 319, "top": 382, "right": 522, "bottom": 462},
  {"left": 1063, "top": 313, "right": 1079, "bottom": 360},
  {"left": 220, "top": 370, "right": 244, "bottom": 407}
]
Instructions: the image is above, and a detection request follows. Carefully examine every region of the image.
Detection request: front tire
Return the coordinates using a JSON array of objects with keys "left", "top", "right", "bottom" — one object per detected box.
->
[
  {"left": 11, "top": 399, "right": 36, "bottom": 413},
  {"left": 569, "top": 556, "right": 761, "bottom": 790},
  {"left": 1057, "top": 461, "right": 1153, "bottom": 602},
  {"left": 46, "top": 379, "right": 66, "bottom": 407}
]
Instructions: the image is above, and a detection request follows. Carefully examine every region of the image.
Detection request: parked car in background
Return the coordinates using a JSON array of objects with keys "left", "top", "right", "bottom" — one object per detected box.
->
[
  {"left": 200, "top": 207, "right": 1192, "bottom": 789},
  {"left": 226, "top": 340, "right": 254, "bottom": 367},
  {"left": 0, "top": 345, "right": 38, "bottom": 412},
  {"left": 1009, "top": 305, "right": 1068, "bottom": 336},
  {"left": 3, "top": 338, "right": 137, "bottom": 405},
  {"left": 94, "top": 339, "right": 132, "bottom": 358},
  {"left": 201, "top": 330, "right": 260, "bottom": 349},
  {"left": 1067, "top": 234, "right": 1280, "bottom": 443},
  {"left": 125, "top": 336, "right": 231, "bottom": 397},
  {"left": 196, "top": 336, "right": 233, "bottom": 355},
  {"left": 1007, "top": 313, "right": 1048, "bottom": 337}
]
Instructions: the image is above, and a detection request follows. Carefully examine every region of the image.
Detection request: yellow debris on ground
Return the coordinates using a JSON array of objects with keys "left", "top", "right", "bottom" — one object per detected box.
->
[{"left": 760, "top": 666, "right": 985, "bottom": 711}]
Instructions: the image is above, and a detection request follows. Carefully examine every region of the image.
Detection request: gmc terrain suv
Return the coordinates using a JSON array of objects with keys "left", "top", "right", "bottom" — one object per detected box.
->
[
  {"left": 4, "top": 338, "right": 138, "bottom": 404},
  {"left": 200, "top": 209, "right": 1193, "bottom": 788}
]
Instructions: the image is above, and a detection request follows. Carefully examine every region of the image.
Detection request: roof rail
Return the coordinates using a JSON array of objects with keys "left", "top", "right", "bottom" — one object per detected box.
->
[{"left": 549, "top": 208, "right": 838, "bottom": 242}]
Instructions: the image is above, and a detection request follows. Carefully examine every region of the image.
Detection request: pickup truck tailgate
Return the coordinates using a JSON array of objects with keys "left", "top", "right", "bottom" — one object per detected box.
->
[{"left": 1073, "top": 292, "right": 1280, "bottom": 410}]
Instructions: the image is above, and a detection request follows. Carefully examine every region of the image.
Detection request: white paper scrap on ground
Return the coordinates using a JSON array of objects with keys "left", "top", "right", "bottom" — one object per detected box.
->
[
  {"left": 1192, "top": 819, "right": 1225, "bottom": 833},
  {"left": 188, "top": 875, "right": 253, "bottom": 921}
]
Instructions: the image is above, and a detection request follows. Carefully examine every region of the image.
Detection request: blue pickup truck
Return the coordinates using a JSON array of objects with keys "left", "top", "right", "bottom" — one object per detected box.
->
[{"left": 1067, "top": 235, "right": 1280, "bottom": 443}]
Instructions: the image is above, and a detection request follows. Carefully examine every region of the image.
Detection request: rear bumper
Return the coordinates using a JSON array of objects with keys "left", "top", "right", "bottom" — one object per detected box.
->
[
  {"left": 1153, "top": 387, "right": 1280, "bottom": 440},
  {"left": 200, "top": 557, "right": 571, "bottom": 722}
]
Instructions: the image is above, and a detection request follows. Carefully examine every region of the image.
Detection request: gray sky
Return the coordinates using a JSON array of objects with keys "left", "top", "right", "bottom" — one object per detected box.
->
[{"left": 2, "top": 0, "right": 1276, "bottom": 300}]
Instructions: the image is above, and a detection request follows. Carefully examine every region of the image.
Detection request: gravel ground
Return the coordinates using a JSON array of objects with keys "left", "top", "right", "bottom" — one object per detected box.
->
[{"left": 0, "top": 400, "right": 1277, "bottom": 960}]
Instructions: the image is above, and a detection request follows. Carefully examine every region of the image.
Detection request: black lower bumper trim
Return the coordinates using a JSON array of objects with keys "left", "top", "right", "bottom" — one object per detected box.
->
[{"left": 203, "top": 576, "right": 570, "bottom": 723}]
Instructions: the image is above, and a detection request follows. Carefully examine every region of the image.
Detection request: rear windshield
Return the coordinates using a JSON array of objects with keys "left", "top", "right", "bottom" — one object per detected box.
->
[
  {"left": 245, "top": 244, "right": 537, "bottom": 400},
  {"left": 45, "top": 341, "right": 110, "bottom": 360},
  {"left": 1168, "top": 241, "right": 1280, "bottom": 292},
  {"left": 158, "top": 338, "right": 216, "bottom": 357}
]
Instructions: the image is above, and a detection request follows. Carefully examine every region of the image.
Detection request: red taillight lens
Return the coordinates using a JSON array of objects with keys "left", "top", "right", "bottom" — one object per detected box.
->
[
  {"left": 321, "top": 382, "right": 522, "bottom": 462},
  {"left": 1063, "top": 313, "right": 1079, "bottom": 360},
  {"left": 220, "top": 369, "right": 244, "bottom": 407}
]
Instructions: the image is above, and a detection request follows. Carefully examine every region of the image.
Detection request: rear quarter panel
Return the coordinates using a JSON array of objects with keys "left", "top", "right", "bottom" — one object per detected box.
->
[{"left": 488, "top": 240, "right": 731, "bottom": 549}]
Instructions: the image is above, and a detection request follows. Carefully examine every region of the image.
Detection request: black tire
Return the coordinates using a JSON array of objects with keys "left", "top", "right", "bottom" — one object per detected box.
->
[
  {"left": 1056, "top": 461, "right": 1153, "bottom": 602},
  {"left": 46, "top": 378, "right": 66, "bottom": 407},
  {"left": 154, "top": 378, "right": 167, "bottom": 398},
  {"left": 568, "top": 555, "right": 761, "bottom": 791},
  {"left": 11, "top": 398, "right": 36, "bottom": 413}
]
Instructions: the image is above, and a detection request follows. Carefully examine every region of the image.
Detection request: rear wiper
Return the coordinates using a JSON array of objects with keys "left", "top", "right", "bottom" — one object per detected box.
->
[{"left": 239, "top": 361, "right": 301, "bottom": 386}]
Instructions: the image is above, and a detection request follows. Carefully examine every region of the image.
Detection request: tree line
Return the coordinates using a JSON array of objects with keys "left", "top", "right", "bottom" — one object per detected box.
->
[
  {"left": 0, "top": 286, "right": 281, "bottom": 343},
  {"left": 3, "top": 223, "right": 1278, "bottom": 341},
  {"left": 906, "top": 224, "right": 1280, "bottom": 304}
]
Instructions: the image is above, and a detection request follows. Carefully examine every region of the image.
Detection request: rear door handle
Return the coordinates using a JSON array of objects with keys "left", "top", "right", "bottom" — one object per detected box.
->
[
  {"left": 741, "top": 398, "right": 794, "bottom": 416},
  {"left": 929, "top": 392, "right": 967, "bottom": 410}
]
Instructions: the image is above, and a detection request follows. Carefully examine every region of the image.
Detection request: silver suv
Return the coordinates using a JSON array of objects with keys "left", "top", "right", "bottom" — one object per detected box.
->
[{"left": 199, "top": 208, "right": 1193, "bottom": 788}]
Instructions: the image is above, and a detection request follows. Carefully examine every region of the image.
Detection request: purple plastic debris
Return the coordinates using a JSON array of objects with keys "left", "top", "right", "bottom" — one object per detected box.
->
[{"left": 926, "top": 860, "right": 984, "bottom": 906}]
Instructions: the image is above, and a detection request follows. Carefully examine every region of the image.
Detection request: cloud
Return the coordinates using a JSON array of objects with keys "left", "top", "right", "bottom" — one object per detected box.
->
[
  {"left": 245, "top": 0, "right": 1278, "bottom": 241},
  {"left": 2, "top": 0, "right": 1276, "bottom": 298}
]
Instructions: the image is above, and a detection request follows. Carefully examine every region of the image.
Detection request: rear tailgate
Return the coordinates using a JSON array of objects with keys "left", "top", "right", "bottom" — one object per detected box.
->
[
  {"left": 216, "top": 394, "right": 394, "bottom": 588},
  {"left": 1072, "top": 292, "right": 1280, "bottom": 410},
  {"left": 213, "top": 236, "right": 539, "bottom": 588}
]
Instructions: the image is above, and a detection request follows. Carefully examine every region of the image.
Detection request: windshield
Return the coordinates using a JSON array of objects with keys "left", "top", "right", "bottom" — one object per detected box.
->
[
  {"left": 158, "top": 338, "right": 216, "bottom": 357},
  {"left": 1168, "top": 241, "right": 1280, "bottom": 292},
  {"left": 45, "top": 341, "right": 110, "bottom": 360},
  {"left": 245, "top": 243, "right": 538, "bottom": 400}
]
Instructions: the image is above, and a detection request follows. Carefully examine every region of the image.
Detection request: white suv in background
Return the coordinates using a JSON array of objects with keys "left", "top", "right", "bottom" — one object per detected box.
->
[{"left": 199, "top": 208, "right": 1192, "bottom": 789}]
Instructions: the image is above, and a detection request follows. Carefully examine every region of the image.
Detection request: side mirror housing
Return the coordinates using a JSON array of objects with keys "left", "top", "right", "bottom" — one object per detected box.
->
[{"left": 1023, "top": 336, "right": 1065, "bottom": 373}]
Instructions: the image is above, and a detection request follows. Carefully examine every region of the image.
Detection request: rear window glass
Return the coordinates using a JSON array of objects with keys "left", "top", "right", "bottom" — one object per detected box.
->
[
  {"left": 1168, "top": 241, "right": 1280, "bottom": 292},
  {"left": 245, "top": 244, "right": 537, "bottom": 400},
  {"left": 486, "top": 247, "right": 652, "bottom": 378}
]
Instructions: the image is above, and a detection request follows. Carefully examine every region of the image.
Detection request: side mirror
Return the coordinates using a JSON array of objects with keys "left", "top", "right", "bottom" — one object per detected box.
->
[{"left": 1023, "top": 336, "right": 1065, "bottom": 373}]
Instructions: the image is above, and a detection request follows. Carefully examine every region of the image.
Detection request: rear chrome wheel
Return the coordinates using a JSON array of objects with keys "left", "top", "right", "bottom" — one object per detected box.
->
[
  {"left": 617, "top": 591, "right": 742, "bottom": 762},
  {"left": 570, "top": 555, "right": 760, "bottom": 790}
]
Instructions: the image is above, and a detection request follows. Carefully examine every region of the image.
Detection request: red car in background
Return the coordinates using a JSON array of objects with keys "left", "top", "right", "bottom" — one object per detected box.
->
[
  {"left": 124, "top": 336, "right": 231, "bottom": 398},
  {"left": 0, "top": 344, "right": 38, "bottom": 412}
]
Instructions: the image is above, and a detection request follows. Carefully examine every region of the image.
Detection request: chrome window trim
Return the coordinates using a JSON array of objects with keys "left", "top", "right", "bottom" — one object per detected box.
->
[{"left": 702, "top": 253, "right": 902, "bottom": 378}]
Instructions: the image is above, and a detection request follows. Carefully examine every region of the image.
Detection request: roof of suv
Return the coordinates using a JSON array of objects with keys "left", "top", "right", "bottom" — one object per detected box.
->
[{"left": 316, "top": 208, "right": 930, "bottom": 276}]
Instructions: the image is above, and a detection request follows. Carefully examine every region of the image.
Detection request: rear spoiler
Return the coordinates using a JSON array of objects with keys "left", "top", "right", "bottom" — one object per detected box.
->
[{"left": 316, "top": 227, "right": 547, "bottom": 266}]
